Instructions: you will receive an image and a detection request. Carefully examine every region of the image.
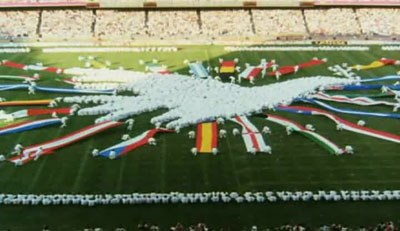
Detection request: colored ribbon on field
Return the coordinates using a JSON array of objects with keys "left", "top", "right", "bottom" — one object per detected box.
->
[
  {"left": 311, "top": 92, "right": 396, "bottom": 107},
  {"left": 325, "top": 84, "right": 400, "bottom": 91},
  {"left": 189, "top": 63, "right": 209, "bottom": 78},
  {"left": 230, "top": 116, "right": 270, "bottom": 153},
  {"left": 0, "top": 118, "right": 62, "bottom": 136},
  {"left": 276, "top": 105, "right": 400, "bottom": 144},
  {"left": 0, "top": 99, "right": 52, "bottom": 107},
  {"left": 98, "top": 128, "right": 173, "bottom": 159},
  {"left": 351, "top": 58, "right": 399, "bottom": 71},
  {"left": 8, "top": 121, "right": 122, "bottom": 165},
  {"left": 359, "top": 75, "right": 400, "bottom": 83},
  {"left": 10, "top": 108, "right": 72, "bottom": 119},
  {"left": 196, "top": 122, "right": 218, "bottom": 153},
  {"left": 299, "top": 99, "right": 400, "bottom": 119},
  {"left": 239, "top": 66, "right": 263, "bottom": 79},
  {"left": 0, "top": 84, "right": 114, "bottom": 94},
  {"left": 0, "top": 75, "right": 37, "bottom": 82},
  {"left": 2, "top": 60, "right": 63, "bottom": 73},
  {"left": 268, "top": 58, "right": 326, "bottom": 76},
  {"left": 265, "top": 114, "right": 344, "bottom": 155}
]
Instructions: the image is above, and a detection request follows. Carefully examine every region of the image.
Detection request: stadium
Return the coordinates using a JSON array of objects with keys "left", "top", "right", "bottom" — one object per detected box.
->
[{"left": 0, "top": 0, "right": 399, "bottom": 230}]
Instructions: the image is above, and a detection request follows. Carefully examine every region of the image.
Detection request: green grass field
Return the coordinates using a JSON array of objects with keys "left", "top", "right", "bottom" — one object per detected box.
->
[{"left": 0, "top": 45, "right": 399, "bottom": 230}]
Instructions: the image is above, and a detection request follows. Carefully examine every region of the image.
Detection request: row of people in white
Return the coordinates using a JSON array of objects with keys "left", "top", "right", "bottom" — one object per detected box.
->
[{"left": 0, "top": 190, "right": 399, "bottom": 206}]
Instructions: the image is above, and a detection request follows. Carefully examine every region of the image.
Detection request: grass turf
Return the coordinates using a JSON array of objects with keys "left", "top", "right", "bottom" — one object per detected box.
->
[{"left": 0, "top": 45, "right": 399, "bottom": 230}]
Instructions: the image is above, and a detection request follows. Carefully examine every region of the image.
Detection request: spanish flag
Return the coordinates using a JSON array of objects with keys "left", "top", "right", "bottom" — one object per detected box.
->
[{"left": 196, "top": 122, "right": 218, "bottom": 153}]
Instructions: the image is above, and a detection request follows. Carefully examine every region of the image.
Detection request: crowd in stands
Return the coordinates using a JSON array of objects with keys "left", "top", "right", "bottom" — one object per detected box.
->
[
  {"left": 200, "top": 10, "right": 254, "bottom": 37},
  {"left": 40, "top": 10, "right": 93, "bottom": 39},
  {"left": 304, "top": 8, "right": 361, "bottom": 36},
  {"left": 0, "top": 8, "right": 400, "bottom": 41},
  {"left": 0, "top": 10, "right": 38, "bottom": 39},
  {"left": 95, "top": 10, "right": 147, "bottom": 39},
  {"left": 356, "top": 8, "right": 400, "bottom": 36},
  {"left": 252, "top": 9, "right": 307, "bottom": 37},
  {"left": 147, "top": 11, "right": 200, "bottom": 38},
  {"left": 17, "top": 220, "right": 398, "bottom": 231}
]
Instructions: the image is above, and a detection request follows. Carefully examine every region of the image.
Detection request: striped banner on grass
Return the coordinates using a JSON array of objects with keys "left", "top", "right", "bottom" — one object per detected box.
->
[
  {"left": 230, "top": 116, "right": 269, "bottom": 153},
  {"left": 98, "top": 128, "right": 173, "bottom": 159},
  {"left": 311, "top": 92, "right": 396, "bottom": 107},
  {"left": 265, "top": 114, "right": 344, "bottom": 155},
  {"left": 196, "top": 122, "right": 218, "bottom": 153},
  {"left": 0, "top": 118, "right": 61, "bottom": 136},
  {"left": 276, "top": 105, "right": 400, "bottom": 144},
  {"left": 8, "top": 121, "right": 122, "bottom": 165}
]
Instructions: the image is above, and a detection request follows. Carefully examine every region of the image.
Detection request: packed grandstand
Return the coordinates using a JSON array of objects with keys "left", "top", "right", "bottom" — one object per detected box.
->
[
  {"left": 1, "top": 8, "right": 400, "bottom": 41},
  {"left": 0, "top": 0, "right": 400, "bottom": 230}
]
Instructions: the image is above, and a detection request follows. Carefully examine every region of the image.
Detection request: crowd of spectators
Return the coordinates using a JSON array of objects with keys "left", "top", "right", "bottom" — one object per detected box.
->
[
  {"left": 356, "top": 8, "right": 400, "bottom": 36},
  {"left": 40, "top": 10, "right": 93, "bottom": 39},
  {"left": 304, "top": 8, "right": 361, "bottom": 36},
  {"left": 1, "top": 8, "right": 400, "bottom": 41},
  {"left": 252, "top": 9, "right": 307, "bottom": 37},
  {"left": 0, "top": 10, "right": 39, "bottom": 39},
  {"left": 147, "top": 11, "right": 200, "bottom": 38},
  {"left": 200, "top": 10, "right": 254, "bottom": 37},
  {"left": 23, "top": 220, "right": 397, "bottom": 231},
  {"left": 95, "top": 10, "right": 147, "bottom": 39}
]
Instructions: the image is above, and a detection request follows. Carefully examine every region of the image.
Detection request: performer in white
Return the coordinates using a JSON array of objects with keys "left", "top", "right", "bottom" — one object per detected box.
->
[
  {"left": 34, "top": 147, "right": 44, "bottom": 161},
  {"left": 232, "top": 128, "right": 240, "bottom": 136},
  {"left": 28, "top": 86, "right": 35, "bottom": 95},
  {"left": 345, "top": 145, "right": 354, "bottom": 154},
  {"left": 121, "top": 134, "right": 130, "bottom": 140},
  {"left": 219, "top": 129, "right": 227, "bottom": 138},
  {"left": 125, "top": 118, "right": 135, "bottom": 130},
  {"left": 262, "top": 126, "right": 271, "bottom": 134},
  {"left": 305, "top": 124, "right": 316, "bottom": 131},
  {"left": 357, "top": 120, "right": 366, "bottom": 127},
  {"left": 188, "top": 131, "right": 195, "bottom": 139},
  {"left": 12, "top": 143, "right": 24, "bottom": 155},
  {"left": 212, "top": 148, "right": 218, "bottom": 155},
  {"left": 286, "top": 126, "right": 294, "bottom": 135},
  {"left": 60, "top": 117, "right": 68, "bottom": 128},
  {"left": 92, "top": 149, "right": 99, "bottom": 157},
  {"left": 191, "top": 147, "right": 198, "bottom": 156},
  {"left": 148, "top": 138, "right": 157, "bottom": 146}
]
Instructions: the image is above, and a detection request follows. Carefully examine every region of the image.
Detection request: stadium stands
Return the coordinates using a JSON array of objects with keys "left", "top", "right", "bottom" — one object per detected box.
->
[{"left": 0, "top": 8, "right": 400, "bottom": 41}]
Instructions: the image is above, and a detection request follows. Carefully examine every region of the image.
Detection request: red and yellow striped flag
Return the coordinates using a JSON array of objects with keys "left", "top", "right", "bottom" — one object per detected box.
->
[{"left": 196, "top": 122, "right": 218, "bottom": 153}]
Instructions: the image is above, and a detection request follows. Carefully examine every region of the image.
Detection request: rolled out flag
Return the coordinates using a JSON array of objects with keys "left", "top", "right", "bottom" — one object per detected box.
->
[
  {"left": 230, "top": 116, "right": 269, "bottom": 153},
  {"left": 265, "top": 114, "right": 344, "bottom": 155},
  {"left": 189, "top": 62, "right": 209, "bottom": 78},
  {"left": 10, "top": 108, "right": 72, "bottom": 119},
  {"left": 0, "top": 118, "right": 62, "bottom": 136},
  {"left": 276, "top": 105, "right": 400, "bottom": 144},
  {"left": 98, "top": 128, "right": 173, "bottom": 158},
  {"left": 8, "top": 121, "right": 122, "bottom": 166},
  {"left": 0, "top": 99, "right": 52, "bottom": 107},
  {"left": 268, "top": 58, "right": 326, "bottom": 76},
  {"left": 311, "top": 92, "right": 396, "bottom": 107},
  {"left": 196, "top": 122, "right": 218, "bottom": 153}
]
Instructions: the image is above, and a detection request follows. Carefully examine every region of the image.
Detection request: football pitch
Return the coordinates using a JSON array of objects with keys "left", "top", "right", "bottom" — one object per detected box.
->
[{"left": 0, "top": 45, "right": 399, "bottom": 230}]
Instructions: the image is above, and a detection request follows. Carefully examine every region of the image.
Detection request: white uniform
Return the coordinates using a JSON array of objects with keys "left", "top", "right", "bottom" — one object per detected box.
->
[
  {"left": 219, "top": 129, "right": 227, "bottom": 138},
  {"left": 34, "top": 147, "right": 44, "bottom": 161}
]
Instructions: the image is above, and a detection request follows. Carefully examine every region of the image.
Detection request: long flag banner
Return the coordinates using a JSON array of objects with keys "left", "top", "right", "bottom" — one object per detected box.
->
[
  {"left": 2, "top": 60, "right": 63, "bottom": 73},
  {"left": 230, "top": 116, "right": 269, "bottom": 153},
  {"left": 0, "top": 84, "right": 114, "bottom": 94},
  {"left": 276, "top": 105, "right": 400, "bottom": 144},
  {"left": 196, "top": 122, "right": 218, "bottom": 153},
  {"left": 0, "top": 75, "right": 37, "bottom": 82},
  {"left": 311, "top": 92, "right": 396, "bottom": 107},
  {"left": 0, "top": 118, "right": 62, "bottom": 136},
  {"left": 189, "top": 63, "right": 209, "bottom": 78},
  {"left": 8, "top": 121, "right": 122, "bottom": 165},
  {"left": 299, "top": 98, "right": 400, "bottom": 119},
  {"left": 0, "top": 99, "right": 52, "bottom": 107},
  {"left": 239, "top": 66, "right": 263, "bottom": 79},
  {"left": 10, "top": 108, "right": 72, "bottom": 119},
  {"left": 359, "top": 75, "right": 400, "bottom": 83},
  {"left": 325, "top": 84, "right": 400, "bottom": 91},
  {"left": 265, "top": 114, "right": 344, "bottom": 155},
  {"left": 351, "top": 58, "right": 399, "bottom": 70},
  {"left": 98, "top": 128, "right": 173, "bottom": 159},
  {"left": 268, "top": 58, "right": 326, "bottom": 76}
]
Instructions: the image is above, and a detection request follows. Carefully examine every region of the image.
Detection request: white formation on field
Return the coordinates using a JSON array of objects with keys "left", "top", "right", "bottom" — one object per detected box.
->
[{"left": 62, "top": 71, "right": 353, "bottom": 129}]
